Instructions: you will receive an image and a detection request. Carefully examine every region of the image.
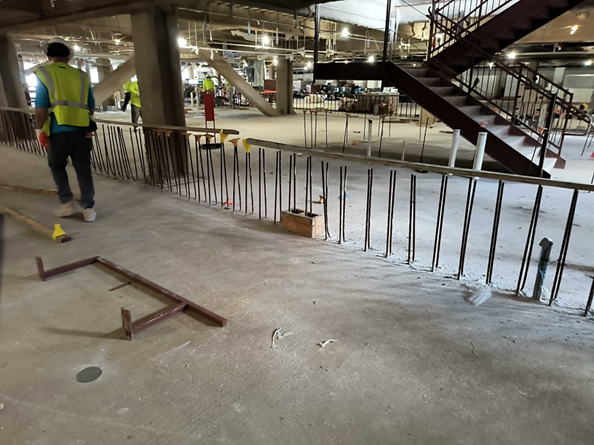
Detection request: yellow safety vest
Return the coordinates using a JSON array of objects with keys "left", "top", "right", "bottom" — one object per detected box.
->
[
  {"left": 124, "top": 80, "right": 141, "bottom": 107},
  {"left": 35, "top": 62, "right": 91, "bottom": 127},
  {"left": 203, "top": 78, "right": 215, "bottom": 92}
]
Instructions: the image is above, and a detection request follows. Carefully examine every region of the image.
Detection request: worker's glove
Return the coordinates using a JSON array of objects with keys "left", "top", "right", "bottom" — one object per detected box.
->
[{"left": 36, "top": 129, "right": 49, "bottom": 148}]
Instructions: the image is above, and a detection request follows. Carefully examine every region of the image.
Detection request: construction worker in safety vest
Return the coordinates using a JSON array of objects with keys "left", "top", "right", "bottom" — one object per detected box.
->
[
  {"left": 34, "top": 37, "right": 97, "bottom": 222},
  {"left": 124, "top": 78, "right": 141, "bottom": 124},
  {"left": 202, "top": 76, "right": 215, "bottom": 93}
]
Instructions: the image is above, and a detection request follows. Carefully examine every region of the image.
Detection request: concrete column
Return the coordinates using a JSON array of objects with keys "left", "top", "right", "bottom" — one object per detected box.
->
[
  {"left": 253, "top": 60, "right": 265, "bottom": 88},
  {"left": 131, "top": 5, "right": 186, "bottom": 129},
  {"left": 131, "top": 4, "right": 187, "bottom": 176},
  {"left": 267, "top": 64, "right": 276, "bottom": 80},
  {"left": 0, "top": 34, "right": 28, "bottom": 110},
  {"left": 277, "top": 58, "right": 294, "bottom": 116},
  {"left": 96, "top": 44, "right": 115, "bottom": 110}
]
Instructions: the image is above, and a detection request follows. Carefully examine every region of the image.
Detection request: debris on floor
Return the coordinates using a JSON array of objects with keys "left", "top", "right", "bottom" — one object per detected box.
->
[
  {"left": 271, "top": 328, "right": 293, "bottom": 348},
  {"left": 465, "top": 282, "right": 492, "bottom": 306},
  {"left": 317, "top": 339, "right": 338, "bottom": 348}
]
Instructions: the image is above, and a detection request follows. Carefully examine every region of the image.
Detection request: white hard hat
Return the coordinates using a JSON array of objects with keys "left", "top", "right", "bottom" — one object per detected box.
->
[{"left": 45, "top": 37, "right": 72, "bottom": 56}]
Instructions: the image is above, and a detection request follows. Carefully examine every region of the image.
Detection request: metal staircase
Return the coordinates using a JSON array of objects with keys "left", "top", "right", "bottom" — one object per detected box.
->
[{"left": 313, "top": 0, "right": 593, "bottom": 177}]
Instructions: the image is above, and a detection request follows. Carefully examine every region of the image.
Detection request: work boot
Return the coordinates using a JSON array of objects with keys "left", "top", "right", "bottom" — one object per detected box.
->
[
  {"left": 55, "top": 201, "right": 76, "bottom": 217},
  {"left": 83, "top": 207, "right": 97, "bottom": 222}
]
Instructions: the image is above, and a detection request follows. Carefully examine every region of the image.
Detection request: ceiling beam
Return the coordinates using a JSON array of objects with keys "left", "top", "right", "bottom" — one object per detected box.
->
[{"left": 0, "top": 0, "right": 134, "bottom": 33}]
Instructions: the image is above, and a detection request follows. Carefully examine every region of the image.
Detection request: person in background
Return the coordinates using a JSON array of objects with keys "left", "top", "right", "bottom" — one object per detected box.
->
[
  {"left": 34, "top": 37, "right": 97, "bottom": 222},
  {"left": 124, "top": 78, "right": 141, "bottom": 124},
  {"left": 202, "top": 75, "right": 215, "bottom": 93}
]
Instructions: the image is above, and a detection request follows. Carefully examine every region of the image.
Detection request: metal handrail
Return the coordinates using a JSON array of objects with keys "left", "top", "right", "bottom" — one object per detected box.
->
[
  {"left": 430, "top": 0, "right": 519, "bottom": 58},
  {"left": 428, "top": 14, "right": 588, "bottom": 156}
]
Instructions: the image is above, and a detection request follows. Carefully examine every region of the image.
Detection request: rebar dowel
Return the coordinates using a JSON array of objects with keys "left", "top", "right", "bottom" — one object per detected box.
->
[
  {"left": 309, "top": 156, "right": 313, "bottom": 215},
  {"left": 209, "top": 148, "right": 218, "bottom": 203},
  {"left": 258, "top": 148, "right": 262, "bottom": 219},
  {"left": 342, "top": 115, "right": 349, "bottom": 153},
  {"left": 288, "top": 155, "right": 293, "bottom": 211},
  {"left": 339, "top": 166, "right": 343, "bottom": 244},
  {"left": 389, "top": 170, "right": 397, "bottom": 255},
  {"left": 385, "top": 170, "right": 394, "bottom": 257},
  {"left": 263, "top": 149, "right": 267, "bottom": 218},
  {"left": 432, "top": 175, "right": 447, "bottom": 271},
  {"left": 486, "top": 180, "right": 505, "bottom": 284},
  {"left": 221, "top": 145, "right": 225, "bottom": 207},
  {"left": 198, "top": 139, "right": 208, "bottom": 202},
  {"left": 342, "top": 166, "right": 347, "bottom": 242},
  {"left": 278, "top": 152, "right": 282, "bottom": 219},
  {"left": 314, "top": 112, "right": 318, "bottom": 149},
  {"left": 365, "top": 169, "right": 371, "bottom": 251},
  {"left": 303, "top": 111, "right": 307, "bottom": 148},
  {"left": 325, "top": 110, "right": 328, "bottom": 148},
  {"left": 222, "top": 145, "right": 230, "bottom": 205},
  {"left": 245, "top": 152, "right": 249, "bottom": 215},
  {"left": 274, "top": 151, "right": 279, "bottom": 224},
  {"left": 187, "top": 137, "right": 197, "bottom": 199},
  {"left": 584, "top": 278, "right": 594, "bottom": 317},
  {"left": 378, "top": 118, "right": 385, "bottom": 157},
  {"left": 293, "top": 153, "right": 297, "bottom": 212},
  {"left": 129, "top": 129, "right": 139, "bottom": 180},
  {"left": 457, "top": 179, "right": 478, "bottom": 279},
  {"left": 516, "top": 185, "right": 544, "bottom": 295},
  {"left": 549, "top": 189, "right": 579, "bottom": 305},
  {"left": 304, "top": 156, "right": 309, "bottom": 215},
  {"left": 310, "top": 112, "right": 314, "bottom": 149},
  {"left": 412, "top": 175, "right": 417, "bottom": 262},
  {"left": 248, "top": 152, "right": 255, "bottom": 214}
]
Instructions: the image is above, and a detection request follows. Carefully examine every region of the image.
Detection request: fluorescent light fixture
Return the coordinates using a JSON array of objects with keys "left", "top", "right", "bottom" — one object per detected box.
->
[
  {"left": 507, "top": 51, "right": 516, "bottom": 59},
  {"left": 341, "top": 28, "right": 349, "bottom": 38},
  {"left": 73, "top": 45, "right": 80, "bottom": 51},
  {"left": 262, "top": 35, "right": 270, "bottom": 46},
  {"left": 177, "top": 38, "right": 187, "bottom": 47},
  {"left": 570, "top": 25, "right": 578, "bottom": 35},
  {"left": 114, "top": 39, "right": 121, "bottom": 45},
  {"left": 306, "top": 61, "right": 312, "bottom": 68},
  {"left": 488, "top": 62, "right": 494, "bottom": 69},
  {"left": 273, "top": 57, "right": 278, "bottom": 66},
  {"left": 368, "top": 55, "right": 375, "bottom": 63},
  {"left": 586, "top": 60, "right": 592, "bottom": 66}
]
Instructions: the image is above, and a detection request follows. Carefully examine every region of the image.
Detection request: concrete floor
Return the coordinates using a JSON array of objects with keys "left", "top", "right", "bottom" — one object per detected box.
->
[{"left": 1, "top": 145, "right": 594, "bottom": 444}]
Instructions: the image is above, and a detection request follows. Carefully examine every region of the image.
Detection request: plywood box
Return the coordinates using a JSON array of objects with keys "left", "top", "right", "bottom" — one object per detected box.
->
[{"left": 280, "top": 209, "right": 324, "bottom": 238}]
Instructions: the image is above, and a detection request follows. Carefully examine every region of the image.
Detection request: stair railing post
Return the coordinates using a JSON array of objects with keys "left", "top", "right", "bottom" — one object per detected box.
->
[
  {"left": 382, "top": 0, "right": 392, "bottom": 64},
  {"left": 448, "top": 129, "right": 461, "bottom": 168},
  {"left": 539, "top": 93, "right": 557, "bottom": 177},
  {"left": 473, "top": 132, "right": 488, "bottom": 175}
]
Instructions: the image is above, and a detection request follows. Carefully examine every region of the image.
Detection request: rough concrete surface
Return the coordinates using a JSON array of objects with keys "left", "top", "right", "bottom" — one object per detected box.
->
[{"left": 0, "top": 145, "right": 593, "bottom": 445}]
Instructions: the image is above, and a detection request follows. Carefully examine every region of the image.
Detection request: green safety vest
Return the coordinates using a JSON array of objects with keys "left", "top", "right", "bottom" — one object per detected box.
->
[
  {"left": 35, "top": 62, "right": 91, "bottom": 127},
  {"left": 203, "top": 78, "right": 215, "bottom": 92}
]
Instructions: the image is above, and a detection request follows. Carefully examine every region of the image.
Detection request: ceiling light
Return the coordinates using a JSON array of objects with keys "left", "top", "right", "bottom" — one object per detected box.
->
[
  {"left": 341, "top": 28, "right": 349, "bottom": 38},
  {"left": 507, "top": 51, "right": 516, "bottom": 59},
  {"left": 262, "top": 35, "right": 270, "bottom": 46},
  {"left": 177, "top": 37, "right": 187, "bottom": 47},
  {"left": 243, "top": 60, "right": 248, "bottom": 67},
  {"left": 306, "top": 61, "right": 312, "bottom": 68},
  {"left": 344, "top": 60, "right": 349, "bottom": 64},
  {"left": 273, "top": 57, "right": 278, "bottom": 66},
  {"left": 368, "top": 55, "right": 375, "bottom": 63},
  {"left": 570, "top": 25, "right": 578, "bottom": 35},
  {"left": 586, "top": 60, "right": 592, "bottom": 66},
  {"left": 73, "top": 45, "right": 80, "bottom": 51},
  {"left": 488, "top": 62, "right": 494, "bottom": 69},
  {"left": 114, "top": 39, "right": 121, "bottom": 45}
]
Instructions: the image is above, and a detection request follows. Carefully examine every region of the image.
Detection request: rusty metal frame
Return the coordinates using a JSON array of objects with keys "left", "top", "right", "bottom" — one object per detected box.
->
[{"left": 36, "top": 256, "right": 227, "bottom": 340}]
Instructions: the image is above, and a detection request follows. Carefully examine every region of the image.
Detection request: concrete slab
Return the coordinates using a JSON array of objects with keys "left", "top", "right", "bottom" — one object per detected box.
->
[{"left": 0, "top": 145, "right": 593, "bottom": 445}]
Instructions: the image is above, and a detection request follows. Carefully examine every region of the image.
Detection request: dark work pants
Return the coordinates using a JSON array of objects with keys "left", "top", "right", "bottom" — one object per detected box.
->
[
  {"left": 48, "top": 131, "right": 95, "bottom": 209},
  {"left": 131, "top": 105, "right": 141, "bottom": 124}
]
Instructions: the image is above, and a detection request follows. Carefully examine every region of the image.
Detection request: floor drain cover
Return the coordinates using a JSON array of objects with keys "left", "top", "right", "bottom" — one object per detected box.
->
[{"left": 76, "top": 366, "right": 103, "bottom": 383}]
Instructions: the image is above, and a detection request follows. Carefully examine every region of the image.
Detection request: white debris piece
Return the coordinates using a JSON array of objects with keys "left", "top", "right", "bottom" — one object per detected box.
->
[
  {"left": 317, "top": 339, "right": 338, "bottom": 348},
  {"left": 271, "top": 328, "right": 293, "bottom": 348},
  {"left": 464, "top": 282, "right": 492, "bottom": 306}
]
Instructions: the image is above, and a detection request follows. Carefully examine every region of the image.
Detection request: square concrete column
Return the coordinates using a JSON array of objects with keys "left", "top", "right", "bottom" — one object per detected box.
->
[
  {"left": 130, "top": 5, "right": 186, "bottom": 129},
  {"left": 131, "top": 4, "right": 187, "bottom": 176},
  {"left": 0, "top": 34, "right": 28, "bottom": 110},
  {"left": 277, "top": 59, "right": 294, "bottom": 116}
]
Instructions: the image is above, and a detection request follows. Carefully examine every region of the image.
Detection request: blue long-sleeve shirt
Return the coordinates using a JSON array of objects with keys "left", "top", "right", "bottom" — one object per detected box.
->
[{"left": 35, "top": 74, "right": 95, "bottom": 133}]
